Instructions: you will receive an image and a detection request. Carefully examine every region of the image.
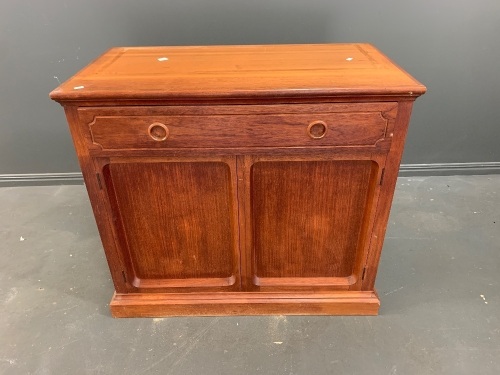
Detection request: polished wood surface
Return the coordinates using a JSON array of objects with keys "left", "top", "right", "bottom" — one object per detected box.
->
[
  {"left": 87, "top": 111, "right": 389, "bottom": 150},
  {"left": 50, "top": 43, "right": 425, "bottom": 316},
  {"left": 110, "top": 291, "right": 381, "bottom": 317},
  {"left": 252, "top": 160, "right": 374, "bottom": 281},
  {"left": 80, "top": 102, "right": 396, "bottom": 151},
  {"left": 50, "top": 44, "right": 425, "bottom": 103},
  {"left": 103, "top": 161, "right": 238, "bottom": 289}
]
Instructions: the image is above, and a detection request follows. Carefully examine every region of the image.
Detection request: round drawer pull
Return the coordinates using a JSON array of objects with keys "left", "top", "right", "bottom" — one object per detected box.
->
[
  {"left": 307, "top": 121, "right": 327, "bottom": 139},
  {"left": 148, "top": 122, "right": 169, "bottom": 141}
]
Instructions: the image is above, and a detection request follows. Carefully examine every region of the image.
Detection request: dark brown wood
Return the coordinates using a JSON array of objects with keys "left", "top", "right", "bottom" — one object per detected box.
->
[
  {"left": 252, "top": 160, "right": 373, "bottom": 280},
  {"left": 62, "top": 107, "right": 130, "bottom": 293},
  {"left": 110, "top": 291, "right": 381, "bottom": 317},
  {"left": 50, "top": 43, "right": 425, "bottom": 317},
  {"left": 86, "top": 111, "right": 389, "bottom": 150},
  {"left": 362, "top": 100, "right": 417, "bottom": 290},
  {"left": 103, "top": 160, "right": 239, "bottom": 291}
]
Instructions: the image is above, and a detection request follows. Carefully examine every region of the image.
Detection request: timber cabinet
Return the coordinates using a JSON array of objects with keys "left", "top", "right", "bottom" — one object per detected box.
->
[{"left": 50, "top": 44, "right": 425, "bottom": 317}]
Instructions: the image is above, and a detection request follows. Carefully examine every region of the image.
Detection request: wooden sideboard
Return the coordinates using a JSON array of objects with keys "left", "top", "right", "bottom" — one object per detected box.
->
[{"left": 50, "top": 44, "right": 425, "bottom": 317}]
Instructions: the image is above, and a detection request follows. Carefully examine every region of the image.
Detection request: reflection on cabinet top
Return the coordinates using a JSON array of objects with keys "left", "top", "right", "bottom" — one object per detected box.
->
[{"left": 49, "top": 44, "right": 426, "bottom": 103}]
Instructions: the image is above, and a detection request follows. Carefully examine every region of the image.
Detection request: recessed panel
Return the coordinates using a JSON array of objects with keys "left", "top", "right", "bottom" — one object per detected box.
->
[
  {"left": 252, "top": 160, "right": 375, "bottom": 279},
  {"left": 105, "top": 162, "right": 235, "bottom": 282},
  {"left": 88, "top": 111, "right": 387, "bottom": 150}
]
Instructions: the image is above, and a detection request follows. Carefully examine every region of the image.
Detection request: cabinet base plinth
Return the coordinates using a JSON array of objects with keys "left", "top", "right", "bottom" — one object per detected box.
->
[{"left": 110, "top": 291, "right": 380, "bottom": 317}]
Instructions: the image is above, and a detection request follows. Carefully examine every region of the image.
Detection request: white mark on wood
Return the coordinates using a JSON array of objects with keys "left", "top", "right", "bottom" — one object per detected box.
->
[
  {"left": 158, "top": 57, "right": 169, "bottom": 61},
  {"left": 346, "top": 57, "right": 353, "bottom": 61},
  {"left": 73, "top": 86, "right": 84, "bottom": 90}
]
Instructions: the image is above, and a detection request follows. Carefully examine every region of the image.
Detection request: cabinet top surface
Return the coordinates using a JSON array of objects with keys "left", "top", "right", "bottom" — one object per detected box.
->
[{"left": 50, "top": 43, "right": 426, "bottom": 103}]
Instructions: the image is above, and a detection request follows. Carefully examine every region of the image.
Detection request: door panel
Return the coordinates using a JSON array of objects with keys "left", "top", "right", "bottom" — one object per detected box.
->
[
  {"left": 250, "top": 159, "right": 378, "bottom": 289},
  {"left": 102, "top": 160, "right": 239, "bottom": 290}
]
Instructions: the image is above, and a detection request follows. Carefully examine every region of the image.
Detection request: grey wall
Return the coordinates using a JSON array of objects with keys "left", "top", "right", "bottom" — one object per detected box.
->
[{"left": 1, "top": 0, "right": 499, "bottom": 175}]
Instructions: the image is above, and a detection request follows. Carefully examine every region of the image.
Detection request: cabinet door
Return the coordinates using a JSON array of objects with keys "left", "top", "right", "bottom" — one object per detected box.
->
[
  {"left": 239, "top": 155, "right": 383, "bottom": 291},
  {"left": 99, "top": 157, "right": 240, "bottom": 292}
]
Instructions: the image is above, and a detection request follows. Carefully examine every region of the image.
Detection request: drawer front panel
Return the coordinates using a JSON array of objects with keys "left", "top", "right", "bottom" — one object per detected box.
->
[{"left": 82, "top": 104, "right": 396, "bottom": 150}]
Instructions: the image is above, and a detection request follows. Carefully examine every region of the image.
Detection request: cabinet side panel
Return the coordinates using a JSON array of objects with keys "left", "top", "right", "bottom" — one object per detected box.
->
[
  {"left": 63, "top": 106, "right": 130, "bottom": 292},
  {"left": 362, "top": 100, "right": 415, "bottom": 290},
  {"left": 106, "top": 162, "right": 235, "bottom": 280},
  {"left": 252, "top": 160, "right": 374, "bottom": 279}
]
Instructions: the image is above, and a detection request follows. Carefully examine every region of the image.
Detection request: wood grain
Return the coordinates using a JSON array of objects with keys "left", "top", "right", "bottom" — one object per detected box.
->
[
  {"left": 110, "top": 291, "right": 380, "bottom": 317},
  {"left": 49, "top": 44, "right": 425, "bottom": 103},
  {"left": 362, "top": 100, "right": 417, "bottom": 291},
  {"left": 88, "top": 112, "right": 388, "bottom": 150},
  {"left": 50, "top": 43, "right": 425, "bottom": 316},
  {"left": 251, "top": 160, "right": 374, "bottom": 282},
  {"left": 103, "top": 161, "right": 239, "bottom": 290},
  {"left": 62, "top": 107, "right": 131, "bottom": 293}
]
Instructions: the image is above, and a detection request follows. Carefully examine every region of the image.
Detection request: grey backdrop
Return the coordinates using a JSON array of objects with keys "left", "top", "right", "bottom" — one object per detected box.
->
[{"left": 1, "top": 0, "right": 499, "bottom": 178}]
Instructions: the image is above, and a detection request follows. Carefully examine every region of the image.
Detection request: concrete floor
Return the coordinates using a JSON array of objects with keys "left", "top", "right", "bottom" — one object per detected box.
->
[{"left": 0, "top": 175, "right": 499, "bottom": 374}]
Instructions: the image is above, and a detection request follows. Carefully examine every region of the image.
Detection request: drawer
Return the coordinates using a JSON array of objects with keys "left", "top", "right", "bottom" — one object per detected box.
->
[{"left": 81, "top": 104, "right": 396, "bottom": 150}]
